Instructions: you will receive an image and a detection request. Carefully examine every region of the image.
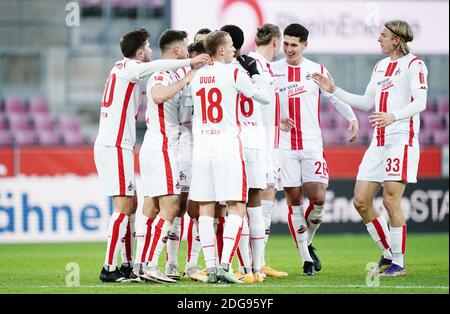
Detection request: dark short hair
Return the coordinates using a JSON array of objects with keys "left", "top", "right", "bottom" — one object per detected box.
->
[
  {"left": 284, "top": 23, "right": 309, "bottom": 42},
  {"left": 158, "top": 29, "right": 188, "bottom": 52},
  {"left": 204, "top": 31, "right": 229, "bottom": 56},
  {"left": 220, "top": 24, "right": 244, "bottom": 49},
  {"left": 188, "top": 40, "right": 206, "bottom": 55},
  {"left": 120, "top": 28, "right": 150, "bottom": 58},
  {"left": 195, "top": 28, "right": 212, "bottom": 37}
]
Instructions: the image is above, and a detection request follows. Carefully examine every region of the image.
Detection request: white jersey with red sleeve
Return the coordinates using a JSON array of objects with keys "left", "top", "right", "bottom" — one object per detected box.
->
[
  {"left": 95, "top": 58, "right": 191, "bottom": 150},
  {"left": 366, "top": 53, "right": 428, "bottom": 148},
  {"left": 185, "top": 61, "right": 269, "bottom": 158},
  {"left": 248, "top": 51, "right": 281, "bottom": 150},
  {"left": 141, "top": 70, "right": 183, "bottom": 151}
]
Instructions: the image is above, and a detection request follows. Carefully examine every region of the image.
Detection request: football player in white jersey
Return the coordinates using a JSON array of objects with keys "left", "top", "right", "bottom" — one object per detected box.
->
[
  {"left": 249, "top": 23, "right": 291, "bottom": 279},
  {"left": 137, "top": 29, "right": 199, "bottom": 283},
  {"left": 180, "top": 40, "right": 207, "bottom": 281},
  {"left": 221, "top": 24, "right": 290, "bottom": 283},
  {"left": 183, "top": 30, "right": 271, "bottom": 283},
  {"left": 313, "top": 20, "right": 428, "bottom": 276},
  {"left": 94, "top": 28, "right": 209, "bottom": 282},
  {"left": 271, "top": 24, "right": 359, "bottom": 275},
  {"left": 221, "top": 24, "right": 261, "bottom": 284},
  {"left": 95, "top": 27, "right": 211, "bottom": 283},
  {"left": 190, "top": 30, "right": 229, "bottom": 279}
]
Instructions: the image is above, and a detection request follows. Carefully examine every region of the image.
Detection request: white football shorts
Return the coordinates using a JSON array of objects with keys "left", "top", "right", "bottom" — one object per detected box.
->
[
  {"left": 94, "top": 144, "right": 136, "bottom": 196},
  {"left": 357, "top": 143, "right": 419, "bottom": 183},
  {"left": 139, "top": 147, "right": 181, "bottom": 197},
  {"left": 279, "top": 149, "right": 329, "bottom": 187}
]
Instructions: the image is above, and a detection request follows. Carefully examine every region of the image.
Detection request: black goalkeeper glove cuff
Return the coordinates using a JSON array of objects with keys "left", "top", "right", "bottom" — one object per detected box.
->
[{"left": 237, "top": 55, "right": 260, "bottom": 77}]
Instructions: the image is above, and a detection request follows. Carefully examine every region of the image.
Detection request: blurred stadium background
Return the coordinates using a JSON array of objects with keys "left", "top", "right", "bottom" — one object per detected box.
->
[{"left": 0, "top": 0, "right": 448, "bottom": 245}]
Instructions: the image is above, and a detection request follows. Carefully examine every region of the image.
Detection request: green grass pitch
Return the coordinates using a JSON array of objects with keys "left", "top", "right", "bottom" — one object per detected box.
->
[{"left": 0, "top": 234, "right": 448, "bottom": 294}]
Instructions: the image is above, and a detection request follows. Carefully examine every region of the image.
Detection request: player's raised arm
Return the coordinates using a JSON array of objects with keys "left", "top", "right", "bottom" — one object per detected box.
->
[
  {"left": 138, "top": 56, "right": 209, "bottom": 80},
  {"left": 151, "top": 69, "right": 197, "bottom": 104},
  {"left": 236, "top": 55, "right": 271, "bottom": 105},
  {"left": 313, "top": 71, "right": 376, "bottom": 112}
]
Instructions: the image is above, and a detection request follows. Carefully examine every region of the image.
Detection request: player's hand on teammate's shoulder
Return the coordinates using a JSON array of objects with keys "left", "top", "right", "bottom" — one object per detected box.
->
[
  {"left": 312, "top": 72, "right": 336, "bottom": 93},
  {"left": 238, "top": 55, "right": 260, "bottom": 77},
  {"left": 347, "top": 119, "right": 359, "bottom": 143},
  {"left": 280, "top": 118, "right": 295, "bottom": 132},
  {"left": 190, "top": 54, "right": 212, "bottom": 69}
]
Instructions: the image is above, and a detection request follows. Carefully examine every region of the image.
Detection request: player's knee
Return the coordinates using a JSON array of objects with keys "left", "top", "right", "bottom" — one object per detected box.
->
[
  {"left": 353, "top": 196, "right": 369, "bottom": 213},
  {"left": 144, "top": 206, "right": 158, "bottom": 218},
  {"left": 308, "top": 194, "right": 325, "bottom": 206},
  {"left": 285, "top": 191, "right": 302, "bottom": 205},
  {"left": 382, "top": 193, "right": 397, "bottom": 211}
]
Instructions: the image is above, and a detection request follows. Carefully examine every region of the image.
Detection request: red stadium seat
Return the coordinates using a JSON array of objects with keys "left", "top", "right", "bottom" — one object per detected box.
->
[
  {"left": 0, "top": 131, "right": 13, "bottom": 146},
  {"left": 8, "top": 113, "right": 32, "bottom": 131},
  {"left": 58, "top": 114, "right": 81, "bottom": 131},
  {"left": 37, "top": 131, "right": 61, "bottom": 146},
  {"left": 431, "top": 130, "right": 449, "bottom": 145},
  {"left": 14, "top": 130, "right": 38, "bottom": 145},
  {"left": 29, "top": 97, "right": 49, "bottom": 114},
  {"left": 33, "top": 114, "right": 55, "bottom": 131},
  {"left": 322, "top": 129, "right": 345, "bottom": 145},
  {"left": 318, "top": 112, "right": 334, "bottom": 129},
  {"left": 418, "top": 129, "right": 433, "bottom": 146},
  {"left": 62, "top": 130, "right": 86, "bottom": 145},
  {"left": 436, "top": 97, "right": 449, "bottom": 113},
  {"left": 0, "top": 113, "right": 8, "bottom": 130},
  {"left": 4, "top": 96, "right": 26, "bottom": 113},
  {"left": 421, "top": 112, "right": 445, "bottom": 130}
]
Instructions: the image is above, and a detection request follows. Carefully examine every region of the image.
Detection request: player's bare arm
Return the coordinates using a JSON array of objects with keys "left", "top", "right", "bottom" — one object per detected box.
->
[
  {"left": 151, "top": 69, "right": 197, "bottom": 104},
  {"left": 313, "top": 72, "right": 375, "bottom": 112},
  {"left": 190, "top": 53, "right": 212, "bottom": 69},
  {"left": 347, "top": 120, "right": 359, "bottom": 142}
]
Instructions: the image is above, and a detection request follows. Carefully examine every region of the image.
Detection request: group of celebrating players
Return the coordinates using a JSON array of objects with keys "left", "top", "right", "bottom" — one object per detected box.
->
[{"left": 94, "top": 19, "right": 428, "bottom": 284}]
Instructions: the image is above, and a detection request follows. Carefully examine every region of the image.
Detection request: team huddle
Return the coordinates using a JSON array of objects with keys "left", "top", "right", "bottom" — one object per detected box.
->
[{"left": 94, "top": 20, "right": 428, "bottom": 283}]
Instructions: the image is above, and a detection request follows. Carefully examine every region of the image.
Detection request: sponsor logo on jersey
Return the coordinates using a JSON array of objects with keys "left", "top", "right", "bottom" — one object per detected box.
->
[
  {"left": 381, "top": 80, "right": 394, "bottom": 91},
  {"left": 288, "top": 85, "right": 306, "bottom": 97},
  {"left": 168, "top": 232, "right": 180, "bottom": 241},
  {"left": 127, "top": 182, "right": 135, "bottom": 192}
]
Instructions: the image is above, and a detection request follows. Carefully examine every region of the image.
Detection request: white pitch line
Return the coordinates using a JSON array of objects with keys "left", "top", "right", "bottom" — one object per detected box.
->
[{"left": 0, "top": 284, "right": 448, "bottom": 290}]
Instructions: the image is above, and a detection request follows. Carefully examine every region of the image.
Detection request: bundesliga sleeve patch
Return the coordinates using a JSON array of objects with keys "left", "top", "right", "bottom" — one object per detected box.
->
[{"left": 155, "top": 75, "right": 164, "bottom": 81}]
